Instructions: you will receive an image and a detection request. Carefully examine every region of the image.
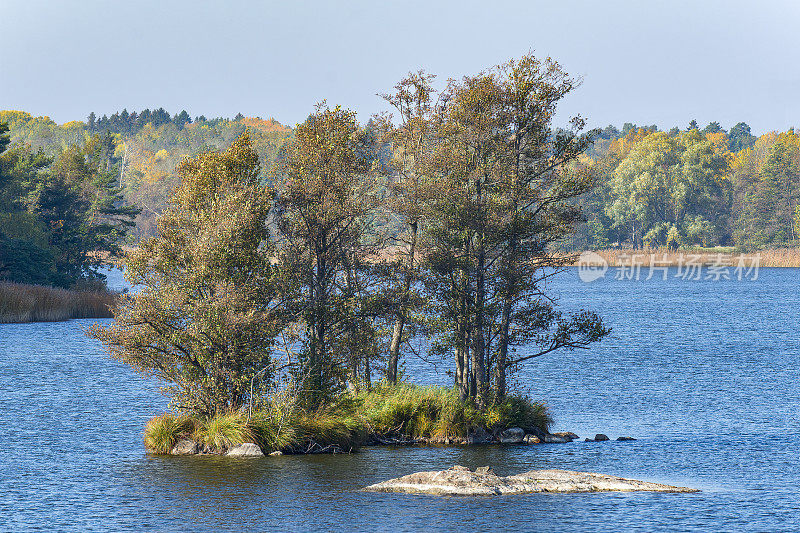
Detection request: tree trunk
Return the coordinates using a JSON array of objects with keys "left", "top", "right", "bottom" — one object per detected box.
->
[
  {"left": 495, "top": 296, "right": 512, "bottom": 401},
  {"left": 388, "top": 222, "right": 417, "bottom": 384},
  {"left": 309, "top": 242, "right": 327, "bottom": 408},
  {"left": 472, "top": 178, "right": 488, "bottom": 408}
]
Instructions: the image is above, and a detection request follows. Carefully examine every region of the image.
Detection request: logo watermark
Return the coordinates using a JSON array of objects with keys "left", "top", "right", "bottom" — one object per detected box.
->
[{"left": 576, "top": 253, "right": 761, "bottom": 283}]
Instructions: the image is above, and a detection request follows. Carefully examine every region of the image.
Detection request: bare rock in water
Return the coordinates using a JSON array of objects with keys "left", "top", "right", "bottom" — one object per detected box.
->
[
  {"left": 171, "top": 438, "right": 199, "bottom": 455},
  {"left": 594, "top": 434, "right": 610, "bottom": 441},
  {"left": 523, "top": 434, "right": 541, "bottom": 444},
  {"left": 499, "top": 427, "right": 525, "bottom": 444},
  {"left": 551, "top": 432, "right": 579, "bottom": 440},
  {"left": 364, "top": 465, "right": 698, "bottom": 496},
  {"left": 543, "top": 434, "right": 571, "bottom": 443},
  {"left": 617, "top": 436, "right": 637, "bottom": 441},
  {"left": 225, "top": 443, "right": 264, "bottom": 457}
]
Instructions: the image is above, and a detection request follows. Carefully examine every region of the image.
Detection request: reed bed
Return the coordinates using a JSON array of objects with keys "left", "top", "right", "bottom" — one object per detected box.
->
[
  {"left": 569, "top": 247, "right": 800, "bottom": 267},
  {"left": 0, "top": 282, "right": 116, "bottom": 323}
]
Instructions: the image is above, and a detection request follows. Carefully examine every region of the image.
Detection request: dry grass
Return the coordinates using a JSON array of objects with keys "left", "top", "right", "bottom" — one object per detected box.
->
[
  {"left": 571, "top": 247, "right": 800, "bottom": 268},
  {"left": 0, "top": 282, "right": 116, "bottom": 323}
]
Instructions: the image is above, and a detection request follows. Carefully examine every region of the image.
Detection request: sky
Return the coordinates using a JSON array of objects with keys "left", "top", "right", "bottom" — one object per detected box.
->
[{"left": 2, "top": 0, "right": 800, "bottom": 134}]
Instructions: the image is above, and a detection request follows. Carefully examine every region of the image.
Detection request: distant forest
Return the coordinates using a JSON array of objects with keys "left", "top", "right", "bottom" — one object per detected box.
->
[{"left": 1, "top": 107, "right": 798, "bottom": 286}]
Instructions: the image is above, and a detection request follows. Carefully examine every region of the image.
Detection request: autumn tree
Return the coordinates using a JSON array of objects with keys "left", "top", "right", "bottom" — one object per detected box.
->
[
  {"left": 275, "top": 104, "right": 378, "bottom": 406},
  {"left": 417, "top": 53, "right": 610, "bottom": 405},
  {"left": 88, "top": 134, "right": 291, "bottom": 416},
  {"left": 377, "top": 71, "right": 437, "bottom": 384}
]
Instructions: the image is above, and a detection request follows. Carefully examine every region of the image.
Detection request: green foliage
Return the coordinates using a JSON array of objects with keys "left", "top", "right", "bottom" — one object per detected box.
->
[
  {"left": 481, "top": 396, "right": 553, "bottom": 434},
  {"left": 248, "top": 410, "right": 301, "bottom": 452},
  {"left": 0, "top": 128, "right": 138, "bottom": 286}
]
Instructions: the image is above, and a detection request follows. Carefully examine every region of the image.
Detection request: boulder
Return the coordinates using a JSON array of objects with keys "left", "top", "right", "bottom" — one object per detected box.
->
[
  {"left": 551, "top": 432, "right": 579, "bottom": 440},
  {"left": 522, "top": 426, "right": 548, "bottom": 440},
  {"left": 617, "top": 436, "right": 637, "bottom": 441},
  {"left": 523, "top": 434, "right": 541, "bottom": 444},
  {"left": 499, "top": 427, "right": 525, "bottom": 444},
  {"left": 475, "top": 466, "right": 495, "bottom": 475},
  {"left": 269, "top": 450, "right": 283, "bottom": 456},
  {"left": 170, "top": 438, "right": 199, "bottom": 455},
  {"left": 594, "top": 434, "right": 610, "bottom": 442},
  {"left": 543, "top": 434, "right": 571, "bottom": 443},
  {"left": 225, "top": 443, "right": 264, "bottom": 457},
  {"left": 364, "top": 466, "right": 699, "bottom": 496}
]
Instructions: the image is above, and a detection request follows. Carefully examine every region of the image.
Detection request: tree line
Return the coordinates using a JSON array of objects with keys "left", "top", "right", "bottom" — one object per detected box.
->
[
  {"left": 569, "top": 121, "right": 800, "bottom": 250},
  {"left": 89, "top": 54, "right": 610, "bottom": 416}
]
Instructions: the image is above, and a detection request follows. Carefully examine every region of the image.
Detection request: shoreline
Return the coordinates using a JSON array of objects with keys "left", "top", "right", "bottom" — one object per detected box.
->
[{"left": 565, "top": 247, "right": 800, "bottom": 268}]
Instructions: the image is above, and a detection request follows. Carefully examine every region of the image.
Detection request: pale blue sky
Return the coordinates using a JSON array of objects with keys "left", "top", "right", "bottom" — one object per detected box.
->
[{"left": 2, "top": 0, "right": 799, "bottom": 133}]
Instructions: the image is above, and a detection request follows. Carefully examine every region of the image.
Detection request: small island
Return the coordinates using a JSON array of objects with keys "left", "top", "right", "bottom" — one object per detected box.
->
[{"left": 364, "top": 465, "right": 699, "bottom": 496}]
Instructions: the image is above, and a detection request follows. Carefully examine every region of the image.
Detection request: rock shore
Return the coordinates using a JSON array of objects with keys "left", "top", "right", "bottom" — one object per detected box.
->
[{"left": 364, "top": 465, "right": 698, "bottom": 496}]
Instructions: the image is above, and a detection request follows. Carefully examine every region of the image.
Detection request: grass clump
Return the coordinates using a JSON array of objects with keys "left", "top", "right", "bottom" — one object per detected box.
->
[
  {"left": 354, "top": 384, "right": 550, "bottom": 440},
  {"left": 144, "top": 414, "right": 196, "bottom": 454},
  {"left": 295, "top": 408, "right": 366, "bottom": 451},
  {"left": 194, "top": 412, "right": 253, "bottom": 452},
  {"left": 480, "top": 395, "right": 552, "bottom": 434},
  {"left": 142, "top": 385, "right": 552, "bottom": 454}
]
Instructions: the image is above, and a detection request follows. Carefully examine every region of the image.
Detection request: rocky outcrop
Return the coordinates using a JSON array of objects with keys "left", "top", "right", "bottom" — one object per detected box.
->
[
  {"left": 170, "top": 438, "right": 199, "bottom": 455},
  {"left": 364, "top": 465, "right": 698, "bottom": 496},
  {"left": 593, "top": 434, "right": 610, "bottom": 441},
  {"left": 225, "top": 443, "right": 264, "bottom": 456},
  {"left": 499, "top": 427, "right": 525, "bottom": 444}
]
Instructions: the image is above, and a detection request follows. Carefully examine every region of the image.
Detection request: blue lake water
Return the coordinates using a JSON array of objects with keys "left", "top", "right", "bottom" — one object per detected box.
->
[{"left": 1, "top": 267, "right": 798, "bottom": 531}]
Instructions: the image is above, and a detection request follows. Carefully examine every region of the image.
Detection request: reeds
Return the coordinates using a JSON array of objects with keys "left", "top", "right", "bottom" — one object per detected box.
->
[
  {"left": 0, "top": 282, "right": 116, "bottom": 323},
  {"left": 571, "top": 247, "right": 800, "bottom": 267}
]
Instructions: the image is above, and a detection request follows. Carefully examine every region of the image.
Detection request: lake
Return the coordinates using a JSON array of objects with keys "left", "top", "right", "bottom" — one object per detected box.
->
[{"left": 1, "top": 267, "right": 798, "bottom": 531}]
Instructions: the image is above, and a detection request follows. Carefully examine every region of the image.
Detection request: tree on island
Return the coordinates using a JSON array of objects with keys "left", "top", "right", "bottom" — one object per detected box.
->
[{"left": 89, "top": 134, "right": 292, "bottom": 416}]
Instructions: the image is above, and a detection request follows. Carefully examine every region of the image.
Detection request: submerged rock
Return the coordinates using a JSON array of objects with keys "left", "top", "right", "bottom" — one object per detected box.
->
[
  {"left": 225, "top": 443, "right": 264, "bottom": 457},
  {"left": 364, "top": 465, "right": 698, "bottom": 496},
  {"left": 543, "top": 434, "right": 572, "bottom": 443},
  {"left": 617, "top": 436, "right": 637, "bottom": 441},
  {"left": 170, "top": 438, "right": 199, "bottom": 455}
]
